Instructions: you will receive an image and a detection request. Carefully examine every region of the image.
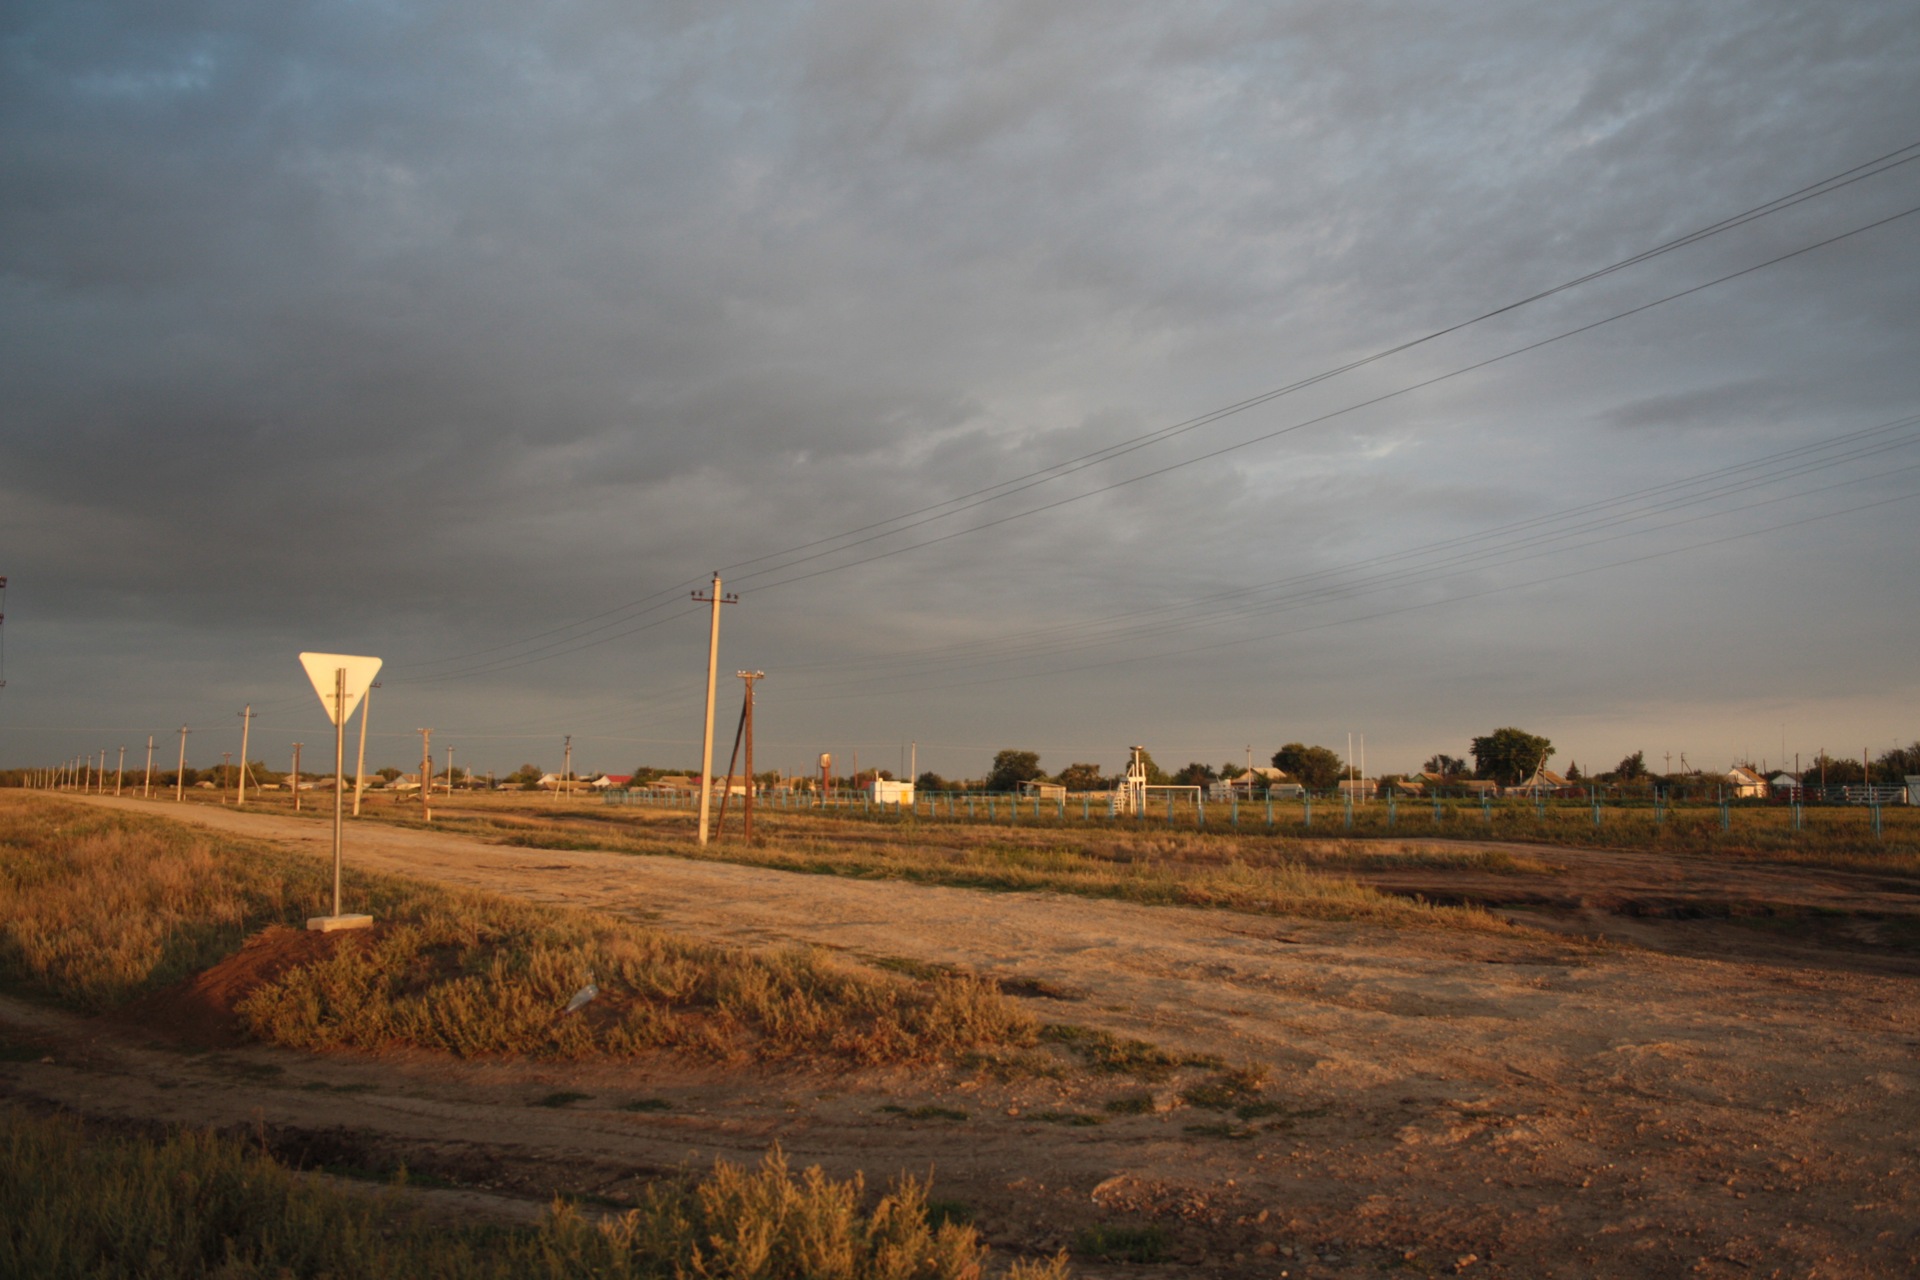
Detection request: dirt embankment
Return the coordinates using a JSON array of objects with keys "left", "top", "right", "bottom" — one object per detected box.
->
[{"left": 5, "top": 794, "right": 1917, "bottom": 1278}]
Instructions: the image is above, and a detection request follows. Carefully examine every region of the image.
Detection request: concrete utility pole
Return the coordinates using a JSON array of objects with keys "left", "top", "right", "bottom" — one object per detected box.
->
[
  {"left": 561, "top": 737, "right": 571, "bottom": 802},
  {"left": 446, "top": 744, "right": 456, "bottom": 798},
  {"left": 737, "top": 671, "right": 763, "bottom": 842},
  {"left": 691, "top": 572, "right": 737, "bottom": 846},
  {"left": 353, "top": 681, "right": 377, "bottom": 817},
  {"left": 292, "top": 743, "right": 303, "bottom": 812},
  {"left": 237, "top": 704, "right": 254, "bottom": 805},
  {"left": 418, "top": 729, "right": 433, "bottom": 824},
  {"left": 143, "top": 735, "right": 154, "bottom": 798},
  {"left": 115, "top": 746, "right": 125, "bottom": 796},
  {"left": 97, "top": 749, "right": 107, "bottom": 793}
]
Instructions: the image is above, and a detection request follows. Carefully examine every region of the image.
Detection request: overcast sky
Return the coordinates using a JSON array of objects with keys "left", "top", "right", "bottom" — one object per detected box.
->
[{"left": 3, "top": 0, "right": 1917, "bottom": 782}]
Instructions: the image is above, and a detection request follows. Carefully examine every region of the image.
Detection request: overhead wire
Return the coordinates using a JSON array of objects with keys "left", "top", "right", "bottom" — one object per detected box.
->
[
  {"left": 735, "top": 201, "right": 1920, "bottom": 594},
  {"left": 367, "top": 141, "right": 1920, "bottom": 685},
  {"left": 774, "top": 420, "right": 1920, "bottom": 697}
]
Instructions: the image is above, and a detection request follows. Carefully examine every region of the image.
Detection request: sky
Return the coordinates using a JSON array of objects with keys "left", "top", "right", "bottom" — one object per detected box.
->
[{"left": 3, "top": 0, "right": 1918, "bottom": 783}]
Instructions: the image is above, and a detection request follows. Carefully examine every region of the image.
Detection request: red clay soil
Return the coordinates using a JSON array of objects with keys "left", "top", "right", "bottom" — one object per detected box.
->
[{"left": 115, "top": 926, "right": 352, "bottom": 1048}]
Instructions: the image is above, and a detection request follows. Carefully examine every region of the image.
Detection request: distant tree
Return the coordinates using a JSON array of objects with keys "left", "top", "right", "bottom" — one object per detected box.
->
[
  {"left": 1422, "top": 754, "right": 1468, "bottom": 778},
  {"left": 375, "top": 766, "right": 402, "bottom": 782},
  {"left": 1805, "top": 752, "right": 1865, "bottom": 787},
  {"left": 1565, "top": 761, "right": 1583, "bottom": 782},
  {"left": 1272, "top": 743, "right": 1345, "bottom": 792},
  {"left": 1612, "top": 751, "right": 1648, "bottom": 781},
  {"left": 984, "top": 750, "right": 1043, "bottom": 793},
  {"left": 1056, "top": 762, "right": 1106, "bottom": 792},
  {"left": 1470, "top": 728, "right": 1554, "bottom": 786},
  {"left": 1218, "top": 762, "right": 1246, "bottom": 781},
  {"left": 915, "top": 770, "right": 949, "bottom": 791},
  {"left": 1171, "top": 762, "right": 1218, "bottom": 788},
  {"left": 1874, "top": 742, "right": 1920, "bottom": 784}
]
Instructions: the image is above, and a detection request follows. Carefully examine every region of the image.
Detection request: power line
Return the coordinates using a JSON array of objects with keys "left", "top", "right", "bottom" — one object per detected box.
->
[
  {"left": 737, "top": 201, "right": 1920, "bottom": 594},
  {"left": 343, "top": 140, "right": 1920, "bottom": 686},
  {"left": 715, "top": 140, "right": 1920, "bottom": 584}
]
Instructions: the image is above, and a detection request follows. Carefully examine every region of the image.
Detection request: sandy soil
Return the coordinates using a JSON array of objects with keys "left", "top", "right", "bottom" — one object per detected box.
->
[{"left": 4, "top": 794, "right": 1918, "bottom": 1278}]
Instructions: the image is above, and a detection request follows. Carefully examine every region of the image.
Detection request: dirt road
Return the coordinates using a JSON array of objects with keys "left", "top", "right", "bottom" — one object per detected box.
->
[{"left": 5, "top": 794, "right": 1917, "bottom": 1278}]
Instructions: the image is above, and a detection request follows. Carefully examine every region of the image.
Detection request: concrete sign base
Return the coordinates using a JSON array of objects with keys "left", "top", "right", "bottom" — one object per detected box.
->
[{"left": 306, "top": 913, "right": 374, "bottom": 932}]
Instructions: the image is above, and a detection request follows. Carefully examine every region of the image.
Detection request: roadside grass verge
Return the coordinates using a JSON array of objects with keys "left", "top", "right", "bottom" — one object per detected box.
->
[
  {"left": 458, "top": 811, "right": 1513, "bottom": 933},
  {"left": 0, "top": 796, "right": 331, "bottom": 1010},
  {"left": 0, "top": 1104, "right": 1069, "bottom": 1279},
  {"left": 0, "top": 794, "right": 1034, "bottom": 1066}
]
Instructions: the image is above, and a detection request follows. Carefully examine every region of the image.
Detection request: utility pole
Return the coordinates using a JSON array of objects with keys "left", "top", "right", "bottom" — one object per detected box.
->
[
  {"left": 292, "top": 743, "right": 303, "bottom": 812},
  {"left": 115, "top": 746, "right": 125, "bottom": 796},
  {"left": 353, "top": 681, "right": 378, "bottom": 817},
  {"left": 143, "top": 735, "right": 154, "bottom": 798},
  {"left": 691, "top": 572, "right": 737, "bottom": 846},
  {"left": 95, "top": 749, "right": 106, "bottom": 793},
  {"left": 418, "top": 729, "right": 433, "bottom": 824},
  {"left": 561, "top": 737, "right": 571, "bottom": 803},
  {"left": 911, "top": 741, "right": 917, "bottom": 785},
  {"left": 237, "top": 704, "right": 254, "bottom": 805},
  {"left": 446, "top": 744, "right": 456, "bottom": 798},
  {"left": 736, "top": 671, "right": 763, "bottom": 842}
]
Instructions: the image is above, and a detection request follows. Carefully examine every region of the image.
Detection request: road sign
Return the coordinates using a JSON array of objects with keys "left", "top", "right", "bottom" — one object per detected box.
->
[{"left": 298, "top": 653, "right": 382, "bottom": 725}]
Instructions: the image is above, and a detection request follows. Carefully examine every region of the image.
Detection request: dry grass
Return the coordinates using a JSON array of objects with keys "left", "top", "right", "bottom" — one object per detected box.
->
[
  {"left": 0, "top": 1103, "right": 1069, "bottom": 1279},
  {"left": 426, "top": 808, "right": 1515, "bottom": 933},
  {"left": 0, "top": 794, "right": 1035, "bottom": 1066},
  {"left": 0, "top": 797, "right": 329, "bottom": 1010}
]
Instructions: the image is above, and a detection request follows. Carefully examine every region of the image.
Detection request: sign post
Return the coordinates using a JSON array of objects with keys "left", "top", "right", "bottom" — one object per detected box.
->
[{"left": 298, "top": 652, "right": 382, "bottom": 932}]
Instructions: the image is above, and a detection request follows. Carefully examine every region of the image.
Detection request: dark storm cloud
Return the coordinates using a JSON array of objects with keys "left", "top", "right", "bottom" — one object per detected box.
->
[{"left": 2, "top": 0, "right": 1918, "bottom": 775}]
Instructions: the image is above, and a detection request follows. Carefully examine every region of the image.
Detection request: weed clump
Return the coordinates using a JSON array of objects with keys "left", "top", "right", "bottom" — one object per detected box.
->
[
  {"left": 0, "top": 1104, "right": 1072, "bottom": 1278},
  {"left": 1072, "top": 1223, "right": 1168, "bottom": 1263}
]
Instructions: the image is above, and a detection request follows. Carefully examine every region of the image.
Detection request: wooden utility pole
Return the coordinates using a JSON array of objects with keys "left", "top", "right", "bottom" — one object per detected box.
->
[
  {"left": 143, "top": 735, "right": 154, "bottom": 798},
  {"left": 737, "top": 671, "right": 763, "bottom": 842},
  {"left": 353, "top": 681, "right": 377, "bottom": 817},
  {"left": 292, "top": 743, "right": 303, "bottom": 811},
  {"left": 691, "top": 573, "right": 737, "bottom": 846},
  {"left": 237, "top": 705, "right": 254, "bottom": 805},
  {"left": 561, "top": 737, "right": 571, "bottom": 802},
  {"left": 115, "top": 746, "right": 125, "bottom": 796},
  {"left": 418, "top": 728, "right": 432, "bottom": 824}
]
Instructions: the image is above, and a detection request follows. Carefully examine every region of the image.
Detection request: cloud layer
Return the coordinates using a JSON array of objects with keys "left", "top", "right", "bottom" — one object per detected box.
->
[{"left": 4, "top": 0, "right": 1917, "bottom": 779}]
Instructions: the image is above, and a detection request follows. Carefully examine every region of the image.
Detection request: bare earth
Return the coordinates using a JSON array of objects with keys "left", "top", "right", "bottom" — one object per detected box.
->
[{"left": 4, "top": 795, "right": 1917, "bottom": 1279}]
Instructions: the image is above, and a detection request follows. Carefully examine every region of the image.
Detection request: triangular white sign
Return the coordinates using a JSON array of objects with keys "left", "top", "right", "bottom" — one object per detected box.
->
[{"left": 299, "top": 652, "right": 383, "bottom": 726}]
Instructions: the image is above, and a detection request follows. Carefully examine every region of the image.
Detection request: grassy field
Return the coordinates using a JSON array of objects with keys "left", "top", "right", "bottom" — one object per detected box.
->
[
  {"left": 0, "top": 794, "right": 1034, "bottom": 1065},
  {"left": 279, "top": 797, "right": 1513, "bottom": 934},
  {"left": 0, "top": 1103, "right": 1068, "bottom": 1279},
  {"left": 586, "top": 786, "right": 1919, "bottom": 865}
]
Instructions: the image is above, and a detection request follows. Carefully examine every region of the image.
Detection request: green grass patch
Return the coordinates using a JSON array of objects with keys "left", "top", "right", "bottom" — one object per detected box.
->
[
  {"left": 1072, "top": 1223, "right": 1169, "bottom": 1263},
  {"left": 1039, "top": 1024, "right": 1198, "bottom": 1079},
  {"left": 1182, "top": 1120, "right": 1258, "bottom": 1140},
  {"left": 536, "top": 1091, "right": 592, "bottom": 1108},
  {"left": 880, "top": 1104, "right": 970, "bottom": 1121},
  {"left": 619, "top": 1097, "right": 672, "bottom": 1113},
  {"left": 0, "top": 1103, "right": 1071, "bottom": 1278}
]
